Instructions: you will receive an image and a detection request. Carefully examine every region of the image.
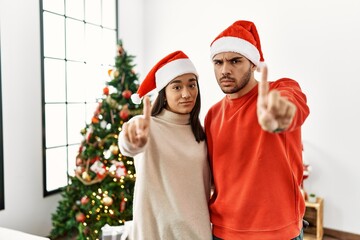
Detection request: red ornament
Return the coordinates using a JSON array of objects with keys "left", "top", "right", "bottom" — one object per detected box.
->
[
  {"left": 75, "top": 212, "right": 86, "bottom": 222},
  {"left": 81, "top": 196, "right": 89, "bottom": 205},
  {"left": 103, "top": 87, "right": 109, "bottom": 95},
  {"left": 92, "top": 116, "right": 99, "bottom": 124},
  {"left": 122, "top": 90, "right": 132, "bottom": 99},
  {"left": 120, "top": 197, "right": 126, "bottom": 213},
  {"left": 119, "top": 106, "right": 130, "bottom": 120}
]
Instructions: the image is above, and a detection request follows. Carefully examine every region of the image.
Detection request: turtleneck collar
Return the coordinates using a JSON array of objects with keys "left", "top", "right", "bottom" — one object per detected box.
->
[{"left": 156, "top": 108, "right": 190, "bottom": 125}]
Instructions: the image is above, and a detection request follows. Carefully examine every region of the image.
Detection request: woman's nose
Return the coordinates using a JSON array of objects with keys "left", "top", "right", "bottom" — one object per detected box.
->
[{"left": 182, "top": 88, "right": 191, "bottom": 98}]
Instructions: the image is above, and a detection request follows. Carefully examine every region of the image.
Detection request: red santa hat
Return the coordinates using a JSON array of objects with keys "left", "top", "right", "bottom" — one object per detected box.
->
[
  {"left": 131, "top": 50, "right": 198, "bottom": 104},
  {"left": 210, "top": 20, "right": 265, "bottom": 68}
]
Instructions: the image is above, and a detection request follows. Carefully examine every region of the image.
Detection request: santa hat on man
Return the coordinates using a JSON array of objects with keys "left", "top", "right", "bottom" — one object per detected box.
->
[
  {"left": 210, "top": 20, "right": 265, "bottom": 68},
  {"left": 131, "top": 50, "right": 198, "bottom": 104}
]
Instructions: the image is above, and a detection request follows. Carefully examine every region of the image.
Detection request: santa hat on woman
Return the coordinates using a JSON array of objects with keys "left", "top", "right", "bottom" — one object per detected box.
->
[
  {"left": 210, "top": 20, "right": 266, "bottom": 69},
  {"left": 131, "top": 50, "right": 198, "bottom": 104}
]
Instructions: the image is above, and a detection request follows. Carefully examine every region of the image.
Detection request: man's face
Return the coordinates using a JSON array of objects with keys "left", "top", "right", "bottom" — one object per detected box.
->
[{"left": 212, "top": 52, "right": 256, "bottom": 98}]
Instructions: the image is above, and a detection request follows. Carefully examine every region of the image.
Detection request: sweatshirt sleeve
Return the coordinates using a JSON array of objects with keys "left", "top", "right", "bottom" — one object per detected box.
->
[
  {"left": 272, "top": 78, "right": 310, "bottom": 132},
  {"left": 118, "top": 116, "right": 147, "bottom": 157}
]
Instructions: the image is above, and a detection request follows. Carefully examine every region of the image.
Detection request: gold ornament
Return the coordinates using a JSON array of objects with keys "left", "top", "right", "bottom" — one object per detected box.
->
[
  {"left": 82, "top": 171, "right": 91, "bottom": 181},
  {"left": 109, "top": 144, "right": 119, "bottom": 155},
  {"left": 103, "top": 196, "right": 113, "bottom": 206}
]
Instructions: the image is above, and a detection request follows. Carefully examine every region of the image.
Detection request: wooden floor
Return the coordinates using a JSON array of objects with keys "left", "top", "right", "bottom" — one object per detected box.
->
[
  {"left": 323, "top": 236, "right": 341, "bottom": 240},
  {"left": 304, "top": 234, "right": 341, "bottom": 240}
]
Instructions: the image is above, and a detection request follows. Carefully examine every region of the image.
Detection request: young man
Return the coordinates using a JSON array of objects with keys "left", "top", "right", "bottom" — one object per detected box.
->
[{"left": 205, "top": 20, "right": 310, "bottom": 239}]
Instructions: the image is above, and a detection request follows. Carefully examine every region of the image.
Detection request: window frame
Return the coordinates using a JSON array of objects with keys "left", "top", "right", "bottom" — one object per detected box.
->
[{"left": 39, "top": 0, "right": 119, "bottom": 196}]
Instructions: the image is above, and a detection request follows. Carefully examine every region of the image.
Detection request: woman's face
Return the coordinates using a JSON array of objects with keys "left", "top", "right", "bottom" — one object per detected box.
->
[{"left": 164, "top": 73, "right": 198, "bottom": 114}]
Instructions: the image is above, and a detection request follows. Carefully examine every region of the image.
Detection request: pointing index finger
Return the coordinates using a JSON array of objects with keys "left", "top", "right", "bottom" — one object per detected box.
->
[
  {"left": 142, "top": 96, "right": 151, "bottom": 121},
  {"left": 258, "top": 65, "right": 269, "bottom": 105}
]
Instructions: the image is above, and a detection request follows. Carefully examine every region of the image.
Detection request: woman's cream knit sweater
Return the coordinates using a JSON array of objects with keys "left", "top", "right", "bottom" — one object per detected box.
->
[{"left": 119, "top": 109, "right": 212, "bottom": 240}]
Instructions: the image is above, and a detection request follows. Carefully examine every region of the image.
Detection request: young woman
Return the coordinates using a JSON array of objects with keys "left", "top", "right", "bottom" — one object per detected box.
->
[{"left": 118, "top": 51, "right": 212, "bottom": 240}]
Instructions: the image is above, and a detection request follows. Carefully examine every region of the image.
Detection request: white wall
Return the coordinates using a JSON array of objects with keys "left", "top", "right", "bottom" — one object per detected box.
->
[
  {"left": 119, "top": 0, "right": 360, "bottom": 235},
  {"left": 0, "top": 0, "right": 359, "bottom": 237},
  {"left": 0, "top": 0, "right": 61, "bottom": 237}
]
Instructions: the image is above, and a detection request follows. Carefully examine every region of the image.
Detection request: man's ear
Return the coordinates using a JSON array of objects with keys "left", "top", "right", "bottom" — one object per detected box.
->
[{"left": 251, "top": 63, "right": 257, "bottom": 72}]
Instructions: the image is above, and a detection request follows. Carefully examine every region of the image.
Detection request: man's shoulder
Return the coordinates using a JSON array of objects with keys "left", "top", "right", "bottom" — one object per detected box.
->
[
  {"left": 271, "top": 77, "right": 301, "bottom": 88},
  {"left": 205, "top": 98, "right": 225, "bottom": 121}
]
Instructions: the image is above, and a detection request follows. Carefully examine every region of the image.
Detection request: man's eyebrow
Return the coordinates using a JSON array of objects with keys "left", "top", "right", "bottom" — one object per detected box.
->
[
  {"left": 213, "top": 56, "right": 244, "bottom": 62},
  {"left": 227, "top": 56, "right": 243, "bottom": 61}
]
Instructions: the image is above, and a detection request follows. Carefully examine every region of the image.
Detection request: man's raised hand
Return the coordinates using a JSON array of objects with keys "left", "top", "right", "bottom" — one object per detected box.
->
[{"left": 257, "top": 66, "right": 296, "bottom": 133}]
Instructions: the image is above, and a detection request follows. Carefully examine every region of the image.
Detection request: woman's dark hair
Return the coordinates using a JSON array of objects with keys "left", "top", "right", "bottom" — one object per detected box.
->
[{"left": 151, "top": 81, "right": 205, "bottom": 143}]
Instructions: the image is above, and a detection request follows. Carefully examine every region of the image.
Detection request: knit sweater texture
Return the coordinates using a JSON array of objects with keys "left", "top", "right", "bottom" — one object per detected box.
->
[
  {"left": 204, "top": 78, "right": 310, "bottom": 240},
  {"left": 119, "top": 109, "right": 212, "bottom": 240}
]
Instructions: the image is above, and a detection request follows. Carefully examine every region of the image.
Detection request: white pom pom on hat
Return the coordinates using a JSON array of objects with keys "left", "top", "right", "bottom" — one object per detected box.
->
[
  {"left": 210, "top": 20, "right": 265, "bottom": 67},
  {"left": 130, "top": 93, "right": 141, "bottom": 105},
  {"left": 131, "top": 51, "right": 198, "bottom": 104}
]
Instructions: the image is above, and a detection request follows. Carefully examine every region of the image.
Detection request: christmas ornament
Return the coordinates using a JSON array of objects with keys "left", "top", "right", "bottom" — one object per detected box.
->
[
  {"left": 92, "top": 116, "right": 99, "bottom": 124},
  {"left": 108, "top": 68, "right": 120, "bottom": 79},
  {"left": 103, "top": 149, "right": 112, "bottom": 159},
  {"left": 103, "top": 196, "right": 113, "bottom": 206},
  {"left": 75, "top": 212, "right": 86, "bottom": 222},
  {"left": 109, "top": 160, "right": 127, "bottom": 178},
  {"left": 81, "top": 196, "right": 89, "bottom": 205},
  {"left": 120, "top": 195, "right": 126, "bottom": 213},
  {"left": 80, "top": 128, "right": 86, "bottom": 135},
  {"left": 100, "top": 120, "right": 107, "bottom": 129},
  {"left": 122, "top": 90, "right": 132, "bottom": 99},
  {"left": 82, "top": 171, "right": 91, "bottom": 181},
  {"left": 119, "top": 105, "right": 130, "bottom": 120},
  {"left": 109, "top": 144, "right": 119, "bottom": 155},
  {"left": 116, "top": 166, "right": 126, "bottom": 178},
  {"left": 103, "top": 87, "right": 109, "bottom": 95},
  {"left": 90, "top": 160, "right": 106, "bottom": 179}
]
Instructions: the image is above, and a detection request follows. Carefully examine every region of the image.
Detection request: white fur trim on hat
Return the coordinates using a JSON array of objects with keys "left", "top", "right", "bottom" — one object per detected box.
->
[
  {"left": 155, "top": 58, "right": 198, "bottom": 92},
  {"left": 210, "top": 36, "right": 260, "bottom": 66},
  {"left": 131, "top": 93, "right": 142, "bottom": 104}
]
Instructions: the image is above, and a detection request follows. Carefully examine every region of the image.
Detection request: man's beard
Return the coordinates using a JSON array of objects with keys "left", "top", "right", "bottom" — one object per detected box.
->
[{"left": 220, "top": 66, "right": 251, "bottom": 94}]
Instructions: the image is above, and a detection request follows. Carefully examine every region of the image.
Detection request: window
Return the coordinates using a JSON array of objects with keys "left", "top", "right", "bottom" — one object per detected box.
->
[
  {"left": 40, "top": 0, "right": 118, "bottom": 196},
  {"left": 0, "top": 31, "right": 4, "bottom": 210}
]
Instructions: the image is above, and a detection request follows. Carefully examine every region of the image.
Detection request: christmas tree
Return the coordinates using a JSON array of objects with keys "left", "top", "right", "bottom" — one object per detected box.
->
[{"left": 50, "top": 40, "right": 142, "bottom": 240}]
